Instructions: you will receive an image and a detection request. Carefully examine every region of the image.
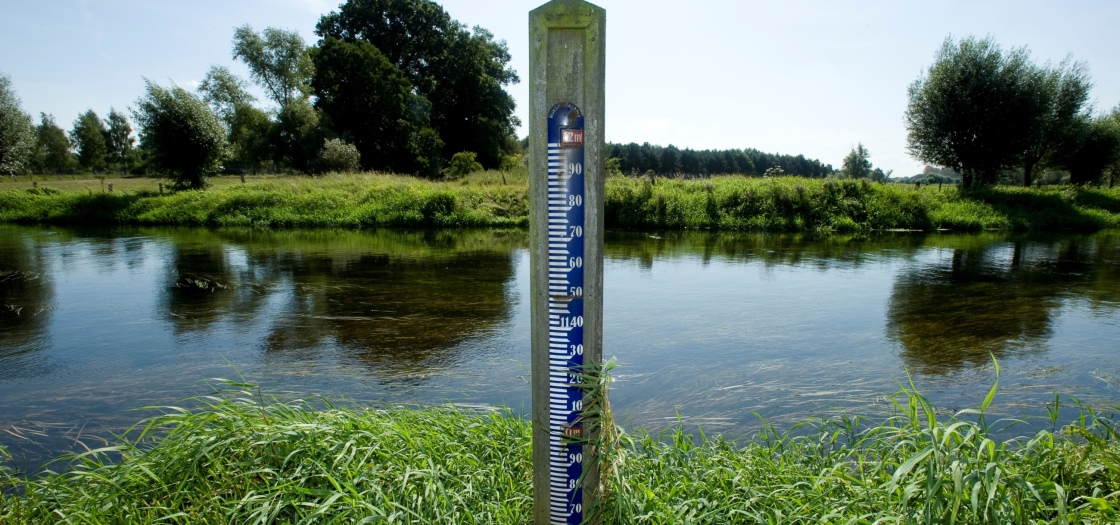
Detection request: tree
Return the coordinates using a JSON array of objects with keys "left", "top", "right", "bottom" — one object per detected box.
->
[
  {"left": 0, "top": 72, "right": 35, "bottom": 176},
  {"left": 315, "top": 0, "right": 520, "bottom": 169},
  {"left": 133, "top": 80, "right": 228, "bottom": 189},
  {"left": 104, "top": 109, "right": 135, "bottom": 172},
  {"left": 659, "top": 145, "right": 679, "bottom": 175},
  {"left": 199, "top": 65, "right": 272, "bottom": 173},
  {"left": 679, "top": 148, "right": 700, "bottom": 175},
  {"left": 1018, "top": 59, "right": 1092, "bottom": 186},
  {"left": 311, "top": 36, "right": 440, "bottom": 175},
  {"left": 1109, "top": 107, "right": 1120, "bottom": 188},
  {"left": 233, "top": 26, "right": 318, "bottom": 171},
  {"left": 198, "top": 65, "right": 257, "bottom": 127},
  {"left": 1061, "top": 114, "right": 1120, "bottom": 185},
  {"left": 316, "top": 138, "right": 361, "bottom": 173},
  {"left": 905, "top": 36, "right": 1042, "bottom": 188},
  {"left": 70, "top": 110, "right": 108, "bottom": 172},
  {"left": 232, "top": 26, "right": 314, "bottom": 110},
  {"left": 269, "top": 99, "right": 324, "bottom": 173},
  {"left": 31, "top": 113, "right": 73, "bottom": 174},
  {"left": 227, "top": 104, "right": 273, "bottom": 173},
  {"left": 842, "top": 143, "right": 872, "bottom": 179}
]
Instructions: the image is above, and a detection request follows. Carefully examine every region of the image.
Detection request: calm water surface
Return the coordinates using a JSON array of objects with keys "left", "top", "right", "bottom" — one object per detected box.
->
[{"left": 1, "top": 225, "right": 1119, "bottom": 467}]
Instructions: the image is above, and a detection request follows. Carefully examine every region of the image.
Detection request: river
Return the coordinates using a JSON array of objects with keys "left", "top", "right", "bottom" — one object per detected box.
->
[{"left": 1, "top": 225, "right": 1118, "bottom": 469}]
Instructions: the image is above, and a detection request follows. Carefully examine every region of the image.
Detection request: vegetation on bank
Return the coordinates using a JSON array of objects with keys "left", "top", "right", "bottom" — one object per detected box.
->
[
  {"left": 2, "top": 173, "right": 1120, "bottom": 232},
  {"left": 2, "top": 375, "right": 1119, "bottom": 524}
]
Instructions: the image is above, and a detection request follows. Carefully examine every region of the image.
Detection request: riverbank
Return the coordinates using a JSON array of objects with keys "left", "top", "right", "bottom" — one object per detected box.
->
[
  {"left": 2, "top": 382, "right": 1118, "bottom": 524},
  {"left": 2, "top": 173, "right": 1119, "bottom": 232}
]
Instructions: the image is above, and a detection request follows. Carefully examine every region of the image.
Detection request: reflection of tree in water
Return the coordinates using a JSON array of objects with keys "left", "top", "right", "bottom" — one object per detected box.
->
[
  {"left": 158, "top": 229, "right": 520, "bottom": 376},
  {"left": 160, "top": 241, "right": 271, "bottom": 334},
  {"left": 887, "top": 233, "right": 1120, "bottom": 374},
  {"left": 262, "top": 250, "right": 515, "bottom": 373},
  {"left": 606, "top": 230, "right": 931, "bottom": 271},
  {"left": 0, "top": 231, "right": 53, "bottom": 380}
]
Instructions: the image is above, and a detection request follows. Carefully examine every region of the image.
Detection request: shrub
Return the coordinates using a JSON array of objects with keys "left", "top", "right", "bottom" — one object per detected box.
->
[
  {"left": 316, "top": 138, "right": 361, "bottom": 174},
  {"left": 500, "top": 153, "right": 525, "bottom": 172},
  {"left": 606, "top": 157, "right": 622, "bottom": 176},
  {"left": 445, "top": 151, "right": 483, "bottom": 180}
]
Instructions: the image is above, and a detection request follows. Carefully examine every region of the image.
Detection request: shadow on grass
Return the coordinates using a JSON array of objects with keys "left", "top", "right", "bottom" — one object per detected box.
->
[
  {"left": 962, "top": 187, "right": 1112, "bottom": 231},
  {"left": 1071, "top": 188, "right": 1120, "bottom": 214}
]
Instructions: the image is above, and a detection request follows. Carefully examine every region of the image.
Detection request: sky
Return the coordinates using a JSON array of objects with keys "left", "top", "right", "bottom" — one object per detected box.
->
[{"left": 2, "top": 0, "right": 1119, "bottom": 176}]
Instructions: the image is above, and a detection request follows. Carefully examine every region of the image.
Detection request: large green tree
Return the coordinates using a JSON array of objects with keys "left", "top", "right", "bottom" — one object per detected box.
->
[
  {"left": 232, "top": 26, "right": 320, "bottom": 171},
  {"left": 70, "top": 110, "right": 109, "bottom": 172},
  {"left": 133, "top": 80, "right": 228, "bottom": 189},
  {"left": 198, "top": 65, "right": 257, "bottom": 126},
  {"left": 315, "top": 0, "right": 519, "bottom": 170},
  {"left": 104, "top": 108, "right": 135, "bottom": 172},
  {"left": 0, "top": 72, "right": 36, "bottom": 176},
  {"left": 905, "top": 36, "right": 1043, "bottom": 188},
  {"left": 31, "top": 113, "right": 74, "bottom": 174},
  {"left": 232, "top": 26, "right": 314, "bottom": 110},
  {"left": 312, "top": 36, "right": 441, "bottom": 175},
  {"left": 1018, "top": 59, "right": 1093, "bottom": 186},
  {"left": 1061, "top": 114, "right": 1120, "bottom": 185},
  {"left": 199, "top": 65, "right": 272, "bottom": 173}
]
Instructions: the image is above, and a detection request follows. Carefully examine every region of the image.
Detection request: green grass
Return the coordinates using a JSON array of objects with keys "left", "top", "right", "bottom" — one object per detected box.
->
[
  {"left": 605, "top": 177, "right": 1120, "bottom": 232},
  {"left": 0, "top": 172, "right": 529, "bottom": 229},
  {"left": 2, "top": 172, "right": 1120, "bottom": 232},
  {"left": 3, "top": 373, "right": 1119, "bottom": 524}
]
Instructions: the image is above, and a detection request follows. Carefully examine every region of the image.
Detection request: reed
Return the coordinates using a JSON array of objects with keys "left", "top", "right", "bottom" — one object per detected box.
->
[{"left": 3, "top": 366, "right": 1118, "bottom": 524}]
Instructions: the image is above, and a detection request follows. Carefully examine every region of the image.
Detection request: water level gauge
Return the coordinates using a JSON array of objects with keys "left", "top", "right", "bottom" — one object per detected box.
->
[{"left": 546, "top": 101, "right": 585, "bottom": 525}]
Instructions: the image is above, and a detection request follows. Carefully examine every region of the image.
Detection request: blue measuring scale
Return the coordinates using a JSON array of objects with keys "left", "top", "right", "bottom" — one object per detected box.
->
[{"left": 546, "top": 102, "right": 586, "bottom": 525}]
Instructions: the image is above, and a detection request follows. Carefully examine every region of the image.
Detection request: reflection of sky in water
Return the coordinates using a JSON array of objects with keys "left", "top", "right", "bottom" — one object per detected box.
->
[{"left": 0, "top": 226, "right": 1118, "bottom": 467}]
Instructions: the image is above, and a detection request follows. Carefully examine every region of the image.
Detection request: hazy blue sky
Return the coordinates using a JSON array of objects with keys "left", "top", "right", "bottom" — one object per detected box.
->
[{"left": 3, "top": 0, "right": 1119, "bottom": 175}]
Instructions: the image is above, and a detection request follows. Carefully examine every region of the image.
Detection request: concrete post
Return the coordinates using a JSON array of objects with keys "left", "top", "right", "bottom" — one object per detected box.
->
[{"left": 529, "top": 1, "right": 605, "bottom": 524}]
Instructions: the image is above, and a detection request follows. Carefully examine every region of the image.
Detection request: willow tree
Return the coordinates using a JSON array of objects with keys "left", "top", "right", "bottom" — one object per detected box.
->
[
  {"left": 134, "top": 81, "right": 228, "bottom": 189},
  {"left": 905, "top": 36, "right": 1041, "bottom": 188},
  {"left": 0, "top": 72, "right": 35, "bottom": 176},
  {"left": 1017, "top": 60, "right": 1092, "bottom": 186}
]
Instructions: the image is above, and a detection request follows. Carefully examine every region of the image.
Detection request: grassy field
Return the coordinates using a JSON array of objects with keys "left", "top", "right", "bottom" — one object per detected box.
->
[
  {"left": 0, "top": 173, "right": 261, "bottom": 193},
  {"left": 2, "top": 171, "right": 1119, "bottom": 232},
  {"left": 2, "top": 375, "right": 1119, "bottom": 524}
]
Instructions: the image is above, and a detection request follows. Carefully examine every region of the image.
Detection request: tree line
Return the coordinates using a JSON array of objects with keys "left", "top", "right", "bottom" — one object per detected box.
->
[
  {"left": 906, "top": 36, "right": 1120, "bottom": 188},
  {"left": 604, "top": 142, "right": 834, "bottom": 178},
  {"left": 0, "top": 0, "right": 521, "bottom": 188}
]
